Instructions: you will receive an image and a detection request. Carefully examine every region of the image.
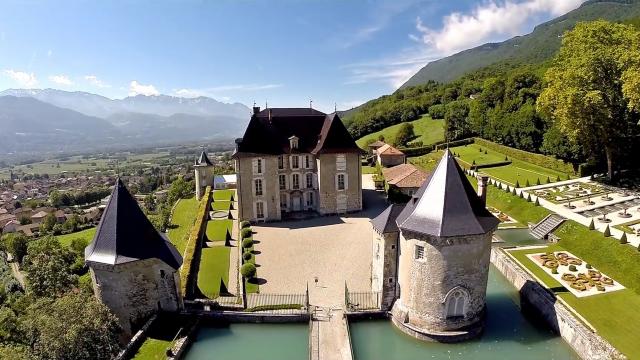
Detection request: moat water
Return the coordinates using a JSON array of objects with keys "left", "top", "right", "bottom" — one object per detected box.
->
[
  {"left": 182, "top": 266, "right": 577, "bottom": 360},
  {"left": 493, "top": 228, "right": 545, "bottom": 247}
]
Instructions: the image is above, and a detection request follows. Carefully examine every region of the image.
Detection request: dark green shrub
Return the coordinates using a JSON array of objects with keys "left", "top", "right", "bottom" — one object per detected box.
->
[
  {"left": 241, "top": 263, "right": 257, "bottom": 278},
  {"left": 242, "top": 238, "right": 254, "bottom": 249},
  {"left": 569, "top": 265, "right": 577, "bottom": 272},
  {"left": 604, "top": 225, "right": 611, "bottom": 237},
  {"left": 588, "top": 219, "right": 595, "bottom": 230},
  {"left": 527, "top": 194, "right": 532, "bottom": 202},
  {"left": 536, "top": 178, "right": 541, "bottom": 185},
  {"left": 546, "top": 176, "right": 551, "bottom": 184},
  {"left": 243, "top": 251, "right": 253, "bottom": 261},
  {"left": 240, "top": 220, "right": 251, "bottom": 228},
  {"left": 585, "top": 263, "right": 592, "bottom": 269},
  {"left": 551, "top": 268, "right": 558, "bottom": 274},
  {"left": 556, "top": 175, "right": 561, "bottom": 182},
  {"left": 620, "top": 232, "right": 628, "bottom": 244},
  {"left": 241, "top": 228, "right": 252, "bottom": 239},
  {"left": 525, "top": 179, "right": 530, "bottom": 187},
  {"left": 534, "top": 198, "right": 540, "bottom": 206},
  {"left": 515, "top": 180, "right": 520, "bottom": 188}
]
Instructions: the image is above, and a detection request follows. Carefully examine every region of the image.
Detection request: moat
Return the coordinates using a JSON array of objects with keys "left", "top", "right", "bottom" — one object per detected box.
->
[{"left": 180, "top": 266, "right": 577, "bottom": 359}]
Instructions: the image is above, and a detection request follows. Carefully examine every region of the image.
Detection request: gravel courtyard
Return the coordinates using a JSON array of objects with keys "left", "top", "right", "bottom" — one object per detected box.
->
[{"left": 252, "top": 175, "right": 387, "bottom": 307}]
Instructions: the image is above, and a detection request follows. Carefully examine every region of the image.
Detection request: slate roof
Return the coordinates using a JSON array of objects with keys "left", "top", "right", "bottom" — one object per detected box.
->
[
  {"left": 85, "top": 179, "right": 182, "bottom": 269},
  {"left": 234, "top": 108, "right": 361, "bottom": 156},
  {"left": 196, "top": 150, "right": 213, "bottom": 166},
  {"left": 371, "top": 204, "right": 405, "bottom": 234},
  {"left": 382, "top": 163, "right": 428, "bottom": 189},
  {"left": 397, "top": 150, "right": 499, "bottom": 237}
]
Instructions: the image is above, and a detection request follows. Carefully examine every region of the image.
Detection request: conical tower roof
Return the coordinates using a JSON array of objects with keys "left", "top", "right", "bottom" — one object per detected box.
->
[
  {"left": 85, "top": 179, "right": 182, "bottom": 269},
  {"left": 397, "top": 150, "right": 499, "bottom": 237},
  {"left": 195, "top": 150, "right": 213, "bottom": 166}
]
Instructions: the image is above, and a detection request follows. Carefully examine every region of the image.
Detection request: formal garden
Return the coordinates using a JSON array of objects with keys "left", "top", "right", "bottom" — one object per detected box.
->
[
  {"left": 240, "top": 221, "right": 259, "bottom": 294},
  {"left": 532, "top": 181, "right": 606, "bottom": 204},
  {"left": 167, "top": 197, "right": 199, "bottom": 254}
]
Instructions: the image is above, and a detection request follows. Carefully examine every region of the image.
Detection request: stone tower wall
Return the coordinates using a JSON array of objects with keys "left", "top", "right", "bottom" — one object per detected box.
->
[
  {"left": 371, "top": 230, "right": 399, "bottom": 310},
  {"left": 89, "top": 258, "right": 181, "bottom": 334},
  {"left": 394, "top": 230, "right": 491, "bottom": 332},
  {"left": 195, "top": 165, "right": 215, "bottom": 201}
]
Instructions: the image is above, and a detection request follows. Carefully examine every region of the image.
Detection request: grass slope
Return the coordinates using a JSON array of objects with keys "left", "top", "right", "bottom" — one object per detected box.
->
[
  {"left": 56, "top": 227, "right": 96, "bottom": 247},
  {"left": 212, "top": 189, "right": 234, "bottom": 201},
  {"left": 206, "top": 220, "right": 232, "bottom": 242},
  {"left": 356, "top": 115, "right": 444, "bottom": 148},
  {"left": 167, "top": 197, "right": 199, "bottom": 254},
  {"left": 197, "top": 246, "right": 231, "bottom": 298}
]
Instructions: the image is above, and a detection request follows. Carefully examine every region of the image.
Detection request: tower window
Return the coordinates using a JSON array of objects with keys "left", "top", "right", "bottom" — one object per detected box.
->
[
  {"left": 292, "top": 174, "right": 300, "bottom": 189},
  {"left": 292, "top": 156, "right": 300, "bottom": 169},
  {"left": 414, "top": 245, "right": 424, "bottom": 260},
  {"left": 337, "top": 174, "right": 345, "bottom": 190},
  {"left": 254, "top": 179, "right": 263, "bottom": 196},
  {"left": 160, "top": 270, "right": 165, "bottom": 279},
  {"left": 445, "top": 287, "right": 468, "bottom": 319},
  {"left": 279, "top": 174, "right": 286, "bottom": 190},
  {"left": 306, "top": 173, "right": 313, "bottom": 188}
]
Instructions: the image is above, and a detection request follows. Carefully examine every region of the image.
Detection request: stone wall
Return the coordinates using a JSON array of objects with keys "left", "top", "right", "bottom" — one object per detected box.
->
[
  {"left": 371, "top": 231, "right": 398, "bottom": 310},
  {"left": 490, "top": 248, "right": 626, "bottom": 360},
  {"left": 393, "top": 231, "right": 492, "bottom": 333},
  {"left": 236, "top": 156, "right": 281, "bottom": 222},
  {"left": 194, "top": 164, "right": 214, "bottom": 201},
  {"left": 317, "top": 153, "right": 362, "bottom": 215},
  {"left": 90, "top": 258, "right": 181, "bottom": 334}
]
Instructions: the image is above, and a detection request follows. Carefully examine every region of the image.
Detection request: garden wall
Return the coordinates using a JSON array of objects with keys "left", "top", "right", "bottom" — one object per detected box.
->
[
  {"left": 490, "top": 248, "right": 625, "bottom": 360},
  {"left": 180, "top": 187, "right": 212, "bottom": 298},
  {"left": 475, "top": 138, "right": 575, "bottom": 174}
]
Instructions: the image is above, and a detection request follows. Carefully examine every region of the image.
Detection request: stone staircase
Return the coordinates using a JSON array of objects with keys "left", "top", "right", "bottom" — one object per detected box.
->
[{"left": 530, "top": 214, "right": 566, "bottom": 240}]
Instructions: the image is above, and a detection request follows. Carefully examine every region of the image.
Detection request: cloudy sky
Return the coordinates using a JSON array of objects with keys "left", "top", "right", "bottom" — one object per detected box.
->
[{"left": 0, "top": 0, "right": 585, "bottom": 112}]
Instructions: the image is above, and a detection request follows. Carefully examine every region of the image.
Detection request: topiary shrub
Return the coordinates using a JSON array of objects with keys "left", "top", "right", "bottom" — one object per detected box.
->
[
  {"left": 534, "top": 197, "right": 540, "bottom": 206},
  {"left": 525, "top": 179, "right": 530, "bottom": 187},
  {"left": 620, "top": 232, "right": 628, "bottom": 244},
  {"left": 603, "top": 225, "right": 611, "bottom": 237},
  {"left": 484, "top": 150, "right": 488, "bottom": 154},
  {"left": 240, "top": 220, "right": 251, "bottom": 228},
  {"left": 241, "top": 228, "right": 253, "bottom": 239},
  {"left": 241, "top": 263, "right": 257, "bottom": 278},
  {"left": 585, "top": 263, "right": 592, "bottom": 269},
  {"left": 472, "top": 160, "right": 476, "bottom": 165},
  {"left": 242, "top": 238, "right": 254, "bottom": 249},
  {"left": 243, "top": 251, "right": 253, "bottom": 261},
  {"left": 505, "top": 185, "right": 511, "bottom": 193},
  {"left": 569, "top": 265, "right": 577, "bottom": 272},
  {"left": 504, "top": 155, "right": 508, "bottom": 161},
  {"left": 556, "top": 175, "right": 561, "bottom": 182},
  {"left": 588, "top": 219, "right": 595, "bottom": 230},
  {"left": 551, "top": 268, "right": 558, "bottom": 275},
  {"left": 515, "top": 180, "right": 520, "bottom": 188},
  {"left": 536, "top": 178, "right": 541, "bottom": 185},
  {"left": 512, "top": 187, "right": 517, "bottom": 195},
  {"left": 527, "top": 194, "right": 532, "bottom": 202}
]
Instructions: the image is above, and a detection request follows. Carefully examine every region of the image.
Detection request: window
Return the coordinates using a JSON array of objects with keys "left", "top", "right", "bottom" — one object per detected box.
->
[
  {"left": 257, "top": 159, "right": 262, "bottom": 174},
  {"left": 292, "top": 156, "right": 299, "bottom": 169},
  {"left": 256, "top": 202, "right": 265, "bottom": 219},
  {"left": 415, "top": 245, "right": 424, "bottom": 260},
  {"left": 445, "top": 288, "right": 468, "bottom": 318},
  {"left": 337, "top": 174, "right": 345, "bottom": 190},
  {"left": 280, "top": 195, "right": 288, "bottom": 209},
  {"left": 252, "top": 158, "right": 263, "bottom": 175},
  {"left": 306, "top": 192, "right": 314, "bottom": 206},
  {"left": 160, "top": 270, "right": 165, "bottom": 279},
  {"left": 292, "top": 174, "right": 300, "bottom": 189},
  {"left": 388, "top": 278, "right": 394, "bottom": 284},
  {"left": 279, "top": 174, "right": 286, "bottom": 190},
  {"left": 336, "top": 154, "right": 346, "bottom": 171},
  {"left": 278, "top": 156, "right": 284, "bottom": 170},
  {"left": 305, "top": 155, "right": 311, "bottom": 168},
  {"left": 254, "top": 179, "right": 263, "bottom": 196},
  {"left": 306, "top": 173, "right": 313, "bottom": 189}
]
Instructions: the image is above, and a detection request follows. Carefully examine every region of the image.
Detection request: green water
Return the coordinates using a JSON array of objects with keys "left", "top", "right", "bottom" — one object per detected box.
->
[
  {"left": 183, "top": 323, "right": 308, "bottom": 360},
  {"left": 350, "top": 266, "right": 578, "bottom": 360},
  {"left": 494, "top": 228, "right": 544, "bottom": 247}
]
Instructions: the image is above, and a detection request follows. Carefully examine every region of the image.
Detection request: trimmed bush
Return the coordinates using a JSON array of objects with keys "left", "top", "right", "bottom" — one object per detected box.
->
[
  {"left": 474, "top": 137, "right": 574, "bottom": 174},
  {"left": 505, "top": 185, "right": 510, "bottom": 193},
  {"left": 586, "top": 263, "right": 592, "bottom": 269},
  {"left": 512, "top": 187, "right": 517, "bottom": 195},
  {"left": 556, "top": 175, "right": 561, "bottom": 182},
  {"left": 620, "top": 232, "right": 628, "bottom": 244},
  {"left": 241, "top": 227, "right": 253, "bottom": 239},
  {"left": 534, "top": 197, "right": 540, "bottom": 206},
  {"left": 504, "top": 155, "right": 508, "bottom": 161},
  {"left": 536, "top": 178, "right": 541, "bottom": 185},
  {"left": 243, "top": 251, "right": 253, "bottom": 261},
  {"left": 569, "top": 265, "right": 577, "bottom": 272},
  {"left": 241, "top": 263, "right": 257, "bottom": 278},
  {"left": 525, "top": 179, "right": 530, "bottom": 187},
  {"left": 179, "top": 186, "right": 212, "bottom": 296},
  {"left": 242, "top": 238, "right": 254, "bottom": 249},
  {"left": 604, "top": 225, "right": 611, "bottom": 237},
  {"left": 588, "top": 219, "right": 595, "bottom": 230},
  {"left": 546, "top": 176, "right": 551, "bottom": 184},
  {"left": 527, "top": 194, "right": 532, "bottom": 202},
  {"left": 515, "top": 180, "right": 520, "bottom": 188},
  {"left": 551, "top": 268, "right": 558, "bottom": 274},
  {"left": 240, "top": 220, "right": 251, "bottom": 228}
]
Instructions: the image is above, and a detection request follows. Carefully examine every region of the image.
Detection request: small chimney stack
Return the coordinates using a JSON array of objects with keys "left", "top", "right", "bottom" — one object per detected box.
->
[
  {"left": 477, "top": 175, "right": 488, "bottom": 206},
  {"left": 253, "top": 106, "right": 261, "bottom": 114}
]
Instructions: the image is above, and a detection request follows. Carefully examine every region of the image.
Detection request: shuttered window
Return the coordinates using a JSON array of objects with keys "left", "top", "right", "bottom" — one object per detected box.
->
[
  {"left": 306, "top": 173, "right": 313, "bottom": 189},
  {"left": 292, "top": 174, "right": 300, "bottom": 189},
  {"left": 279, "top": 174, "right": 287, "bottom": 190},
  {"left": 252, "top": 158, "right": 264, "bottom": 175},
  {"left": 254, "top": 179, "right": 263, "bottom": 196}
]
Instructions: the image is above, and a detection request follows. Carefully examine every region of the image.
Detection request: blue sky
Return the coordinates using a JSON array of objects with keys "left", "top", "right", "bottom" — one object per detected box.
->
[{"left": 0, "top": 0, "right": 585, "bottom": 113}]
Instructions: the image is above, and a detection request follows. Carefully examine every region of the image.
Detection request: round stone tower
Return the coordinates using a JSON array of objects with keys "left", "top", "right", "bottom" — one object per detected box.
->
[
  {"left": 391, "top": 150, "right": 499, "bottom": 342},
  {"left": 194, "top": 149, "right": 215, "bottom": 200}
]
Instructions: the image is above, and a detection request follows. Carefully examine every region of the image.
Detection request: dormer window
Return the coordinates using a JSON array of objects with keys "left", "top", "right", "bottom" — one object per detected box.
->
[{"left": 289, "top": 135, "right": 299, "bottom": 150}]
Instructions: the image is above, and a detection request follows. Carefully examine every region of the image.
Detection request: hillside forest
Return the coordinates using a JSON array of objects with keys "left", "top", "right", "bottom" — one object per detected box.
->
[{"left": 342, "top": 20, "right": 640, "bottom": 180}]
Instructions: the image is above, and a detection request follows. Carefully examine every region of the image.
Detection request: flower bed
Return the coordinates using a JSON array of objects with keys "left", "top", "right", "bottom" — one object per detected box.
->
[{"left": 526, "top": 250, "right": 625, "bottom": 297}]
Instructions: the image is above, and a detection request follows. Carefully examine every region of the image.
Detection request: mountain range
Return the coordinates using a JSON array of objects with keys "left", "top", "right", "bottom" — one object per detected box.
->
[
  {"left": 0, "top": 89, "right": 251, "bottom": 157},
  {"left": 401, "top": 0, "right": 640, "bottom": 87}
]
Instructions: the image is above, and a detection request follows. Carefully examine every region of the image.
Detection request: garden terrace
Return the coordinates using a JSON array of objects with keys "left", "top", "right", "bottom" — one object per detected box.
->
[
  {"left": 167, "top": 197, "right": 199, "bottom": 254},
  {"left": 452, "top": 143, "right": 571, "bottom": 187}
]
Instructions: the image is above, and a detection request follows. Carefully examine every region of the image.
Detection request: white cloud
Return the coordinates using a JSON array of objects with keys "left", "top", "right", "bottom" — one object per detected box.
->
[
  {"left": 48, "top": 74, "right": 73, "bottom": 86},
  {"left": 414, "top": 0, "right": 584, "bottom": 55},
  {"left": 84, "top": 75, "right": 110, "bottom": 88},
  {"left": 129, "top": 80, "right": 159, "bottom": 96},
  {"left": 345, "top": 0, "right": 585, "bottom": 88},
  {"left": 47, "top": 50, "right": 53, "bottom": 57},
  {"left": 3, "top": 69, "right": 38, "bottom": 87}
]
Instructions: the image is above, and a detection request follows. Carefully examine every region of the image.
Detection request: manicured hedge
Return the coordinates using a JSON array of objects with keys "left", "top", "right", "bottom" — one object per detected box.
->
[
  {"left": 434, "top": 138, "right": 474, "bottom": 151},
  {"left": 474, "top": 138, "right": 575, "bottom": 174},
  {"left": 397, "top": 145, "right": 434, "bottom": 157},
  {"left": 473, "top": 161, "right": 512, "bottom": 170},
  {"left": 179, "top": 186, "right": 211, "bottom": 297}
]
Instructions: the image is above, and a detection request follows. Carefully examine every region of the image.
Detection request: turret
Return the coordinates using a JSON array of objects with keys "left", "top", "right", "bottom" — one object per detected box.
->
[{"left": 194, "top": 149, "right": 215, "bottom": 200}]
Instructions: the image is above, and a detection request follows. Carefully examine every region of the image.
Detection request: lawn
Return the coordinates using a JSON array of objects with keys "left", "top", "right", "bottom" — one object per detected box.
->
[
  {"left": 409, "top": 150, "right": 445, "bottom": 172},
  {"left": 211, "top": 201, "right": 231, "bottom": 211},
  {"left": 509, "top": 244, "right": 640, "bottom": 359},
  {"left": 362, "top": 165, "right": 377, "bottom": 174},
  {"left": 56, "top": 227, "right": 96, "bottom": 248},
  {"left": 197, "top": 246, "right": 231, "bottom": 298},
  {"left": 206, "top": 220, "right": 232, "bottom": 241},
  {"left": 132, "top": 338, "right": 171, "bottom": 360},
  {"left": 452, "top": 143, "right": 570, "bottom": 186},
  {"left": 356, "top": 115, "right": 444, "bottom": 148},
  {"left": 167, "top": 197, "right": 199, "bottom": 254},
  {"left": 213, "top": 189, "right": 234, "bottom": 201}
]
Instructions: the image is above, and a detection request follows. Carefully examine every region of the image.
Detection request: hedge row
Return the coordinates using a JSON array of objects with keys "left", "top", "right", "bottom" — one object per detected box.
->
[
  {"left": 179, "top": 186, "right": 212, "bottom": 297},
  {"left": 473, "top": 161, "right": 512, "bottom": 169},
  {"left": 244, "top": 304, "right": 302, "bottom": 312},
  {"left": 474, "top": 138, "right": 575, "bottom": 174},
  {"left": 434, "top": 138, "right": 474, "bottom": 151}
]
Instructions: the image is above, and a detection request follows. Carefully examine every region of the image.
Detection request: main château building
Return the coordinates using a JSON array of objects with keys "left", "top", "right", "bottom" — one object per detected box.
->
[{"left": 233, "top": 107, "right": 363, "bottom": 222}]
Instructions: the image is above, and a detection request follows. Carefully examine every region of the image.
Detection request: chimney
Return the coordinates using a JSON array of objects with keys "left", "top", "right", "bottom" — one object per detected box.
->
[
  {"left": 253, "top": 106, "right": 261, "bottom": 114},
  {"left": 477, "top": 175, "right": 488, "bottom": 206},
  {"left": 268, "top": 108, "right": 273, "bottom": 123}
]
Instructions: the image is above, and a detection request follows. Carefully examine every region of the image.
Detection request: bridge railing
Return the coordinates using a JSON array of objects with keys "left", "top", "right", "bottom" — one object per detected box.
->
[{"left": 345, "top": 283, "right": 381, "bottom": 311}]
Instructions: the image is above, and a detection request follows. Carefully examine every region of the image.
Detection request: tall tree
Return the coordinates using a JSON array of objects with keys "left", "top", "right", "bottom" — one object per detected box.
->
[
  {"left": 538, "top": 20, "right": 640, "bottom": 179},
  {"left": 393, "top": 123, "right": 415, "bottom": 147}
]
